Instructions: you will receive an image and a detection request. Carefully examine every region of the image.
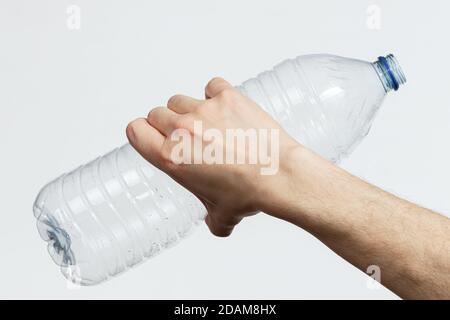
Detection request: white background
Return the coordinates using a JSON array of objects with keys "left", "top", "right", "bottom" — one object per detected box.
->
[{"left": 0, "top": 0, "right": 449, "bottom": 299}]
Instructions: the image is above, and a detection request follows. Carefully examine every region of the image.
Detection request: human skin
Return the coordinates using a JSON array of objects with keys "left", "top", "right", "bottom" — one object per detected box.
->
[{"left": 126, "top": 77, "right": 450, "bottom": 299}]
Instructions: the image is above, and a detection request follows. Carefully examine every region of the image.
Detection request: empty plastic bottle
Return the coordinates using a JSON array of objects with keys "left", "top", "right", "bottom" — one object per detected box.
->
[{"left": 33, "top": 53, "right": 406, "bottom": 285}]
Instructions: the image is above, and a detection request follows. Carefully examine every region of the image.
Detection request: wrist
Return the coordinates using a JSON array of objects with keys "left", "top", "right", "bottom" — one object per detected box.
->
[
  {"left": 255, "top": 143, "right": 357, "bottom": 231},
  {"left": 254, "top": 144, "right": 323, "bottom": 222}
]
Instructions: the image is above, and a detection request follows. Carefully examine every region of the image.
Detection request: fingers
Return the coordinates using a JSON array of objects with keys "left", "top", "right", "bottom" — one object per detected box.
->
[
  {"left": 205, "top": 209, "right": 242, "bottom": 237},
  {"left": 205, "top": 77, "right": 234, "bottom": 99},
  {"left": 167, "top": 94, "right": 201, "bottom": 114},
  {"left": 126, "top": 118, "right": 165, "bottom": 166},
  {"left": 147, "top": 107, "right": 179, "bottom": 136}
]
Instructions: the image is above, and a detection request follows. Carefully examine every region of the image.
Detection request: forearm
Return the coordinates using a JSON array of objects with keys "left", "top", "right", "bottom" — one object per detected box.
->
[{"left": 259, "top": 146, "right": 450, "bottom": 299}]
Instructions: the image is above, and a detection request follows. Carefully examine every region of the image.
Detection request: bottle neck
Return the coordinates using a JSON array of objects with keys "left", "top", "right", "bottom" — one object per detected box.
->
[{"left": 372, "top": 54, "right": 406, "bottom": 93}]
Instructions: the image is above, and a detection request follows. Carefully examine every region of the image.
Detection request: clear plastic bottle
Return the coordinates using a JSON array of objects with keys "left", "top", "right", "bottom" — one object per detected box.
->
[{"left": 33, "top": 54, "right": 406, "bottom": 285}]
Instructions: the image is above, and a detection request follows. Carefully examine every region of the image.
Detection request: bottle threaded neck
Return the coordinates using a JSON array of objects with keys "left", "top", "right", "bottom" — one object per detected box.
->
[{"left": 373, "top": 54, "right": 406, "bottom": 92}]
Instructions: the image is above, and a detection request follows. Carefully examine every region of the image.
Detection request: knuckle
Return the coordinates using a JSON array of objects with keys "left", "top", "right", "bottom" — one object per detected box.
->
[
  {"left": 147, "top": 106, "right": 163, "bottom": 120},
  {"left": 217, "top": 88, "right": 238, "bottom": 103},
  {"left": 167, "top": 94, "right": 181, "bottom": 107},
  {"left": 206, "top": 77, "right": 224, "bottom": 90}
]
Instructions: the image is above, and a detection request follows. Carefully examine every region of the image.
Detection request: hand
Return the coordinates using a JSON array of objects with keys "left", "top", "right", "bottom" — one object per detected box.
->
[
  {"left": 126, "top": 77, "right": 301, "bottom": 236},
  {"left": 127, "top": 77, "right": 450, "bottom": 299}
]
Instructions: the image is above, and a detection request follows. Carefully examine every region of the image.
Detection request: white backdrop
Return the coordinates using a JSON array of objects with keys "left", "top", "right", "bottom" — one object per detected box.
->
[{"left": 1, "top": 0, "right": 449, "bottom": 299}]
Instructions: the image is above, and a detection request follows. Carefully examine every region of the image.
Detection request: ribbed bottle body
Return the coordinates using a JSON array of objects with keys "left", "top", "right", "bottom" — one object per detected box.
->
[{"left": 34, "top": 144, "right": 205, "bottom": 284}]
